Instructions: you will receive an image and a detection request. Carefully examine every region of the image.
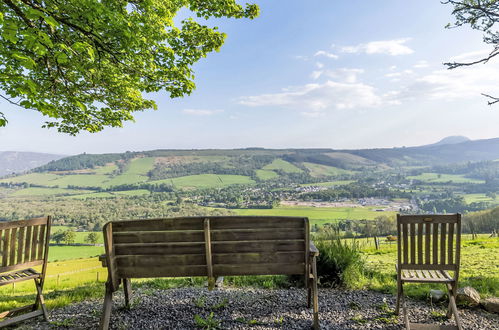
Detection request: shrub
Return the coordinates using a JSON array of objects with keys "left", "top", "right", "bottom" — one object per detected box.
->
[{"left": 314, "top": 227, "right": 366, "bottom": 288}]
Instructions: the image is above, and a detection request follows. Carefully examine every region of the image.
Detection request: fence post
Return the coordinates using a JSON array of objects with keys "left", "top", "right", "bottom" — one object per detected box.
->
[
  {"left": 96, "top": 271, "right": 99, "bottom": 282},
  {"left": 57, "top": 274, "right": 60, "bottom": 287}
]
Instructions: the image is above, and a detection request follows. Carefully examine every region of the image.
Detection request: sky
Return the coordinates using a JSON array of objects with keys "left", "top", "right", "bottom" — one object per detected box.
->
[{"left": 1, "top": 0, "right": 499, "bottom": 155}]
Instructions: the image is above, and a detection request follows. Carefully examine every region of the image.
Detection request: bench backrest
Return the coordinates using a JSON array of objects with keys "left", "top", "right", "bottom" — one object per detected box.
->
[
  {"left": 104, "top": 216, "right": 309, "bottom": 290},
  {"left": 397, "top": 214, "right": 461, "bottom": 272},
  {"left": 0, "top": 216, "right": 51, "bottom": 274}
]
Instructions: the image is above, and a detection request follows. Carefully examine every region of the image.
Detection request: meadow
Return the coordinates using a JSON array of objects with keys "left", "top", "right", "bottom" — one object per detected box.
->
[{"left": 407, "top": 173, "right": 485, "bottom": 184}]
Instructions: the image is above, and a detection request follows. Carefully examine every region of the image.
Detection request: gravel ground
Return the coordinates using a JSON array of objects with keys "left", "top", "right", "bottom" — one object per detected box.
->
[{"left": 20, "top": 287, "right": 499, "bottom": 329}]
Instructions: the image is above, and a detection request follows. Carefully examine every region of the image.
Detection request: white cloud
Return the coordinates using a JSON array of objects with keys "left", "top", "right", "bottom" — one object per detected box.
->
[
  {"left": 413, "top": 60, "right": 429, "bottom": 68},
  {"left": 239, "top": 80, "right": 388, "bottom": 114},
  {"left": 310, "top": 70, "right": 323, "bottom": 80},
  {"left": 324, "top": 68, "right": 364, "bottom": 83},
  {"left": 182, "top": 109, "right": 223, "bottom": 116},
  {"left": 341, "top": 38, "right": 414, "bottom": 56},
  {"left": 314, "top": 50, "right": 339, "bottom": 59},
  {"left": 316, "top": 62, "right": 324, "bottom": 69},
  {"left": 449, "top": 49, "right": 491, "bottom": 62}
]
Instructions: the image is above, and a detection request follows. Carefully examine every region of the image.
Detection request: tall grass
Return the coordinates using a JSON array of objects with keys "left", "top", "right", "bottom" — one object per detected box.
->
[{"left": 314, "top": 228, "right": 366, "bottom": 288}]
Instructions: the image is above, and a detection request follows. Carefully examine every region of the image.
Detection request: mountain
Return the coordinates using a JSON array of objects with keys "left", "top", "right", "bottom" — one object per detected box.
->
[
  {"left": 0, "top": 151, "right": 65, "bottom": 177},
  {"left": 427, "top": 136, "right": 471, "bottom": 147}
]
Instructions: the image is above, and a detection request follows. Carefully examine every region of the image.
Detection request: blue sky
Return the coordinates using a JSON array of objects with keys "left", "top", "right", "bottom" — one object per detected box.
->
[{"left": 1, "top": 0, "right": 499, "bottom": 155}]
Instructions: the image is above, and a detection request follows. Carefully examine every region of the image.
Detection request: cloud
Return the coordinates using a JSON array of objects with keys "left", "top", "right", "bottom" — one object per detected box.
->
[
  {"left": 413, "top": 60, "right": 429, "bottom": 68},
  {"left": 239, "top": 80, "right": 388, "bottom": 114},
  {"left": 310, "top": 70, "right": 323, "bottom": 80},
  {"left": 314, "top": 50, "right": 339, "bottom": 59},
  {"left": 449, "top": 49, "right": 491, "bottom": 62},
  {"left": 182, "top": 109, "right": 223, "bottom": 116},
  {"left": 341, "top": 38, "right": 414, "bottom": 56},
  {"left": 324, "top": 68, "right": 364, "bottom": 83}
]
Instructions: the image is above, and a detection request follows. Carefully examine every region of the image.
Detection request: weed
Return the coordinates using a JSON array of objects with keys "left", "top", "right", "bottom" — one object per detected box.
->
[
  {"left": 235, "top": 317, "right": 261, "bottom": 326},
  {"left": 211, "top": 298, "right": 228, "bottom": 310},
  {"left": 194, "top": 296, "right": 207, "bottom": 308},
  {"left": 194, "top": 312, "right": 221, "bottom": 330},
  {"left": 430, "top": 310, "right": 447, "bottom": 321},
  {"left": 348, "top": 301, "right": 361, "bottom": 310},
  {"left": 350, "top": 314, "right": 367, "bottom": 325},
  {"left": 50, "top": 317, "right": 76, "bottom": 327},
  {"left": 274, "top": 316, "right": 284, "bottom": 326}
]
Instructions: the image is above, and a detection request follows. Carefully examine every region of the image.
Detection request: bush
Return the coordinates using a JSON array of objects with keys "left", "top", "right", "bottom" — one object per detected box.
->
[{"left": 314, "top": 227, "right": 366, "bottom": 288}]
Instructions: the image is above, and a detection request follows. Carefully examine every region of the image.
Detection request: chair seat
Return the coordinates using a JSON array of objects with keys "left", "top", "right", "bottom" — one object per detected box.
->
[
  {"left": 401, "top": 269, "right": 454, "bottom": 283},
  {"left": 0, "top": 268, "right": 41, "bottom": 286}
]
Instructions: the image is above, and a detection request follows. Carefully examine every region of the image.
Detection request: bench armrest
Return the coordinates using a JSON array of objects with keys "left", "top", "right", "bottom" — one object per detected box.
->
[{"left": 309, "top": 241, "right": 319, "bottom": 257}]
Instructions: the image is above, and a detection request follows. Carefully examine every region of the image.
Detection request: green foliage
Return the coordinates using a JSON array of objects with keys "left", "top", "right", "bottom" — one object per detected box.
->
[
  {"left": 84, "top": 232, "right": 99, "bottom": 244},
  {"left": 62, "top": 229, "right": 76, "bottom": 245},
  {"left": 0, "top": 0, "right": 258, "bottom": 134},
  {"left": 314, "top": 228, "right": 366, "bottom": 288},
  {"left": 194, "top": 312, "right": 221, "bottom": 330}
]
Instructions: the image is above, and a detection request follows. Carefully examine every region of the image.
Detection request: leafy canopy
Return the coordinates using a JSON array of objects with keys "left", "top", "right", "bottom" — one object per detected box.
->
[
  {"left": 0, "top": 0, "right": 259, "bottom": 133},
  {"left": 444, "top": 0, "right": 499, "bottom": 104}
]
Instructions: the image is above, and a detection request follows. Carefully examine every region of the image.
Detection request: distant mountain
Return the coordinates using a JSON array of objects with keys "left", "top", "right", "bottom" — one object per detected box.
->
[
  {"left": 0, "top": 151, "right": 65, "bottom": 177},
  {"left": 427, "top": 136, "right": 471, "bottom": 147}
]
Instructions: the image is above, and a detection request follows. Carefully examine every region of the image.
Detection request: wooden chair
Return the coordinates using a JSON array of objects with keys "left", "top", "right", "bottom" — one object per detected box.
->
[
  {"left": 0, "top": 216, "right": 51, "bottom": 328},
  {"left": 395, "top": 214, "right": 462, "bottom": 330}
]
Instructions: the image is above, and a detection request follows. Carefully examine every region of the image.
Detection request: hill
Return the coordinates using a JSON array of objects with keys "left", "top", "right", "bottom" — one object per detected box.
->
[{"left": 0, "top": 151, "right": 65, "bottom": 176}]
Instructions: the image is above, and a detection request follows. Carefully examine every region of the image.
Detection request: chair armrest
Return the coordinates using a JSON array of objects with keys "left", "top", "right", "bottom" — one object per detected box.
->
[
  {"left": 309, "top": 241, "right": 319, "bottom": 257},
  {"left": 99, "top": 254, "right": 107, "bottom": 268}
]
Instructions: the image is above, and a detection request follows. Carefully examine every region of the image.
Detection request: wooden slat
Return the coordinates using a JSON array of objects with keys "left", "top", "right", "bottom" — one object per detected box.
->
[
  {"left": 440, "top": 223, "right": 446, "bottom": 265},
  {"left": 214, "top": 263, "right": 305, "bottom": 276},
  {"left": 115, "top": 242, "right": 205, "bottom": 256},
  {"left": 448, "top": 222, "right": 454, "bottom": 265},
  {"left": 0, "top": 217, "right": 48, "bottom": 230},
  {"left": 417, "top": 223, "right": 423, "bottom": 264},
  {"left": 210, "top": 216, "right": 305, "bottom": 230},
  {"left": 410, "top": 223, "right": 415, "bottom": 264},
  {"left": 37, "top": 225, "right": 46, "bottom": 260},
  {"left": 399, "top": 264, "right": 456, "bottom": 271},
  {"left": 116, "top": 254, "right": 206, "bottom": 268},
  {"left": 112, "top": 218, "right": 204, "bottom": 232},
  {"left": 118, "top": 265, "right": 207, "bottom": 278},
  {"left": 24, "top": 226, "right": 31, "bottom": 262},
  {"left": 31, "top": 226, "right": 39, "bottom": 262},
  {"left": 0, "top": 260, "right": 44, "bottom": 274},
  {"left": 2, "top": 228, "right": 10, "bottom": 267},
  {"left": 398, "top": 215, "right": 459, "bottom": 224},
  {"left": 396, "top": 217, "right": 401, "bottom": 268},
  {"left": 402, "top": 223, "right": 408, "bottom": 264},
  {"left": 0, "top": 310, "right": 44, "bottom": 327},
  {"left": 425, "top": 223, "right": 431, "bottom": 264},
  {"left": 17, "top": 227, "right": 25, "bottom": 264},
  {"left": 212, "top": 240, "right": 305, "bottom": 253},
  {"left": 214, "top": 251, "right": 304, "bottom": 265},
  {"left": 204, "top": 218, "right": 214, "bottom": 281},
  {"left": 9, "top": 228, "right": 17, "bottom": 266},
  {"left": 432, "top": 223, "right": 438, "bottom": 264},
  {"left": 212, "top": 228, "right": 305, "bottom": 241}
]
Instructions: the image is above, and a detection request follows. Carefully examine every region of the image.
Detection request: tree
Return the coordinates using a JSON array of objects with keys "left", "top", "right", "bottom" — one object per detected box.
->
[
  {"left": 62, "top": 229, "right": 76, "bottom": 245},
  {"left": 85, "top": 232, "right": 99, "bottom": 245},
  {"left": 0, "top": 1, "right": 259, "bottom": 133},
  {"left": 51, "top": 229, "right": 64, "bottom": 244},
  {"left": 443, "top": 0, "right": 499, "bottom": 104}
]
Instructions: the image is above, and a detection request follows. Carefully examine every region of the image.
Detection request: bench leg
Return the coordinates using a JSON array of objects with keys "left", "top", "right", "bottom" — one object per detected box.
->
[
  {"left": 446, "top": 283, "right": 462, "bottom": 330},
  {"left": 311, "top": 258, "right": 319, "bottom": 330},
  {"left": 100, "top": 282, "right": 113, "bottom": 330},
  {"left": 123, "top": 278, "right": 132, "bottom": 309},
  {"left": 34, "top": 278, "right": 49, "bottom": 321},
  {"left": 395, "top": 277, "right": 402, "bottom": 315}
]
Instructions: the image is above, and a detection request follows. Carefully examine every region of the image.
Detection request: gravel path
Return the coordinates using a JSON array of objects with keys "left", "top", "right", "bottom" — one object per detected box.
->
[{"left": 20, "top": 287, "right": 499, "bottom": 329}]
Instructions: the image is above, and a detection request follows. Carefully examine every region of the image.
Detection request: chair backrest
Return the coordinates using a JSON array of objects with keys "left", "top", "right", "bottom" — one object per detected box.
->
[
  {"left": 397, "top": 214, "right": 461, "bottom": 272},
  {"left": 0, "top": 216, "right": 51, "bottom": 274},
  {"left": 104, "top": 216, "right": 309, "bottom": 289}
]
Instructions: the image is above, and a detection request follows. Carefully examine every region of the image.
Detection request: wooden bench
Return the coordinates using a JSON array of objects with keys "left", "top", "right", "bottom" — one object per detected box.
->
[
  {"left": 99, "top": 216, "right": 319, "bottom": 329},
  {"left": 0, "top": 216, "right": 51, "bottom": 328}
]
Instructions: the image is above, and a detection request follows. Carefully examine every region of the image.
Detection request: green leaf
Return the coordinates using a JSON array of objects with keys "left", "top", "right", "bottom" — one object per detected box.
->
[{"left": 43, "top": 15, "right": 59, "bottom": 28}]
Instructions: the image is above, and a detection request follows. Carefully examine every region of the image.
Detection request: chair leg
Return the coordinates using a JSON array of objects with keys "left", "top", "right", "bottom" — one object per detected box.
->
[
  {"left": 34, "top": 278, "right": 49, "bottom": 321},
  {"left": 311, "top": 259, "right": 319, "bottom": 330},
  {"left": 446, "top": 283, "right": 462, "bottom": 330},
  {"left": 123, "top": 278, "right": 132, "bottom": 309},
  {"left": 307, "top": 285, "right": 312, "bottom": 309},
  {"left": 100, "top": 282, "right": 114, "bottom": 330},
  {"left": 395, "top": 278, "right": 402, "bottom": 315},
  {"left": 400, "top": 286, "right": 410, "bottom": 330}
]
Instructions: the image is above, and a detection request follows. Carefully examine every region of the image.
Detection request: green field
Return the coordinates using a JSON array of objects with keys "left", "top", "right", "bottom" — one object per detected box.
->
[
  {"left": 49, "top": 174, "right": 111, "bottom": 188},
  {"left": 255, "top": 169, "right": 279, "bottom": 180},
  {"left": 301, "top": 180, "right": 355, "bottom": 187},
  {"left": 150, "top": 174, "right": 255, "bottom": 189},
  {"left": 232, "top": 206, "right": 395, "bottom": 224},
  {"left": 262, "top": 159, "right": 302, "bottom": 173},
  {"left": 461, "top": 193, "right": 498, "bottom": 204},
  {"left": 302, "top": 162, "right": 354, "bottom": 177},
  {"left": 10, "top": 187, "right": 89, "bottom": 197},
  {"left": 49, "top": 246, "right": 104, "bottom": 261},
  {"left": 407, "top": 172, "right": 485, "bottom": 184},
  {"left": 0, "top": 173, "right": 60, "bottom": 185},
  {"left": 50, "top": 226, "right": 103, "bottom": 245}
]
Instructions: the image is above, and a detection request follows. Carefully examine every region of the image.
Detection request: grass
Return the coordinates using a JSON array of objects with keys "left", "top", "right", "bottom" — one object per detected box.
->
[
  {"left": 0, "top": 173, "right": 60, "bottom": 185},
  {"left": 126, "top": 157, "right": 156, "bottom": 175},
  {"left": 49, "top": 246, "right": 104, "bottom": 261},
  {"left": 49, "top": 174, "right": 111, "bottom": 188},
  {"left": 262, "top": 159, "right": 302, "bottom": 173},
  {"left": 232, "top": 206, "right": 396, "bottom": 225},
  {"left": 461, "top": 193, "right": 499, "bottom": 205},
  {"left": 255, "top": 169, "right": 279, "bottom": 180},
  {"left": 10, "top": 187, "right": 89, "bottom": 197},
  {"left": 407, "top": 173, "right": 485, "bottom": 184},
  {"left": 302, "top": 162, "right": 354, "bottom": 177},
  {"left": 300, "top": 180, "right": 355, "bottom": 187},
  {"left": 150, "top": 174, "right": 255, "bottom": 189}
]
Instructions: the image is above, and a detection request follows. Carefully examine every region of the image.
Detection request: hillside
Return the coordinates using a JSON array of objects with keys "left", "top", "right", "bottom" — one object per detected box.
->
[{"left": 0, "top": 151, "right": 65, "bottom": 176}]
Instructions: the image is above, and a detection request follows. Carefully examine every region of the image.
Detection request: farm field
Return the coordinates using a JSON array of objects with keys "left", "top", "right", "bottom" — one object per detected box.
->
[
  {"left": 461, "top": 193, "right": 499, "bottom": 205},
  {"left": 262, "top": 159, "right": 302, "bottom": 173},
  {"left": 150, "top": 174, "right": 255, "bottom": 189},
  {"left": 255, "top": 169, "right": 279, "bottom": 180},
  {"left": 302, "top": 162, "right": 354, "bottom": 177},
  {"left": 10, "top": 187, "right": 89, "bottom": 197},
  {"left": 232, "top": 206, "right": 395, "bottom": 224},
  {"left": 49, "top": 246, "right": 104, "bottom": 261},
  {"left": 407, "top": 172, "right": 485, "bottom": 184},
  {"left": 300, "top": 180, "right": 355, "bottom": 187}
]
